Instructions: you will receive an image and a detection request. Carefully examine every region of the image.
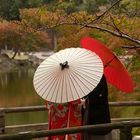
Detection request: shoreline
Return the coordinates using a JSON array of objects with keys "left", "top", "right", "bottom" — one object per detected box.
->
[{"left": 0, "top": 54, "right": 39, "bottom": 73}]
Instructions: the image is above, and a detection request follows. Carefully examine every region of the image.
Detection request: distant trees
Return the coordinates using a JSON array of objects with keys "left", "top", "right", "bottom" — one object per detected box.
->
[
  {"left": 18, "top": 0, "right": 140, "bottom": 48},
  {"left": 0, "top": 21, "right": 50, "bottom": 58},
  {"left": 0, "top": 0, "right": 19, "bottom": 20},
  {"left": 0, "top": 0, "right": 116, "bottom": 21},
  {"left": 0, "top": 0, "right": 140, "bottom": 58},
  {"left": 0, "top": 0, "right": 49, "bottom": 20}
]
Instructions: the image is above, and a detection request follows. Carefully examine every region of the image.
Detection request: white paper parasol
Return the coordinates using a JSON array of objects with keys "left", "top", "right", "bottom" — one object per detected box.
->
[{"left": 33, "top": 48, "right": 103, "bottom": 103}]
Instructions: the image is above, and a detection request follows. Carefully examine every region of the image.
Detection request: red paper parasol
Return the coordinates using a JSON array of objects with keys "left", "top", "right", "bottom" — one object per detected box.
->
[{"left": 81, "top": 36, "right": 134, "bottom": 93}]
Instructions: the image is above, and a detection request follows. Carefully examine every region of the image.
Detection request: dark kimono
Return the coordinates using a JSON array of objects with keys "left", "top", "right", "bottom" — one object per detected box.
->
[{"left": 82, "top": 75, "right": 112, "bottom": 140}]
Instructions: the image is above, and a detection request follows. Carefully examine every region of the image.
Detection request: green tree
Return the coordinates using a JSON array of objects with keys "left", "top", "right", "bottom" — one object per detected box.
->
[
  {"left": 0, "top": 0, "right": 20, "bottom": 20},
  {"left": 0, "top": 0, "right": 49, "bottom": 20}
]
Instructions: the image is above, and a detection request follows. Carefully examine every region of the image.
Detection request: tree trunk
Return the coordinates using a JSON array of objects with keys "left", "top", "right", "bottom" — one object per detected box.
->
[
  {"left": 82, "top": 0, "right": 87, "bottom": 4},
  {"left": 51, "top": 30, "right": 57, "bottom": 50},
  {"left": 12, "top": 49, "right": 18, "bottom": 59}
]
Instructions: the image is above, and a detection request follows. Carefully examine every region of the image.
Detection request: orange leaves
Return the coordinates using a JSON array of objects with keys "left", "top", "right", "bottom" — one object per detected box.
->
[
  {"left": 0, "top": 21, "right": 18, "bottom": 34},
  {"left": 69, "top": 11, "right": 94, "bottom": 23},
  {"left": 0, "top": 21, "right": 21, "bottom": 48},
  {"left": 40, "top": 9, "right": 66, "bottom": 27},
  {"left": 20, "top": 7, "right": 95, "bottom": 29},
  {"left": 0, "top": 20, "right": 50, "bottom": 51},
  {"left": 20, "top": 8, "right": 66, "bottom": 28},
  {"left": 57, "top": 28, "right": 91, "bottom": 50},
  {"left": 20, "top": 8, "right": 41, "bottom": 28}
]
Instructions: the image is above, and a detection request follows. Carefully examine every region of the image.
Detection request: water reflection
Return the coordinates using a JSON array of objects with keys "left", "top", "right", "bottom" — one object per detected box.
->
[
  {"left": 0, "top": 68, "right": 48, "bottom": 125},
  {"left": 6, "top": 111, "right": 48, "bottom": 126},
  {"left": 0, "top": 68, "right": 44, "bottom": 107},
  {"left": 0, "top": 73, "right": 8, "bottom": 87}
]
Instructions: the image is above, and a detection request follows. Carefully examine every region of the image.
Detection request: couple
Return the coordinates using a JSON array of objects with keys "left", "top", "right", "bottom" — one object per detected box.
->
[{"left": 45, "top": 74, "right": 112, "bottom": 140}]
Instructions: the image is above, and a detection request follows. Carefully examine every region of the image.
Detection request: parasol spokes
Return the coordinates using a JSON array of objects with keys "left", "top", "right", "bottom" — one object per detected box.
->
[{"left": 104, "top": 56, "right": 116, "bottom": 68}]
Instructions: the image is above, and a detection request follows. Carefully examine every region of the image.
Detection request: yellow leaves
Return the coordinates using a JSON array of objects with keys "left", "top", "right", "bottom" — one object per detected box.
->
[
  {"left": 68, "top": 11, "right": 94, "bottom": 23},
  {"left": 100, "top": 13, "right": 140, "bottom": 42},
  {"left": 120, "top": 0, "right": 140, "bottom": 11},
  {"left": 20, "top": 8, "right": 38, "bottom": 23},
  {"left": 20, "top": 8, "right": 95, "bottom": 29},
  {"left": 20, "top": 8, "right": 64, "bottom": 27},
  {"left": 20, "top": 8, "right": 68, "bottom": 29},
  {"left": 39, "top": 9, "right": 66, "bottom": 27},
  {"left": 56, "top": 28, "right": 91, "bottom": 51},
  {"left": 20, "top": 8, "right": 41, "bottom": 28}
]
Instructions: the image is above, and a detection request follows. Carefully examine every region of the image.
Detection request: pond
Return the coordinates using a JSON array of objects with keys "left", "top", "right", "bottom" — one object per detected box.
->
[
  {"left": 0, "top": 68, "right": 48, "bottom": 126},
  {"left": 0, "top": 67, "right": 140, "bottom": 134}
]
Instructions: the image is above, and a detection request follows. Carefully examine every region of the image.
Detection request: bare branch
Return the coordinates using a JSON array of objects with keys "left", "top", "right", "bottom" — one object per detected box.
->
[
  {"left": 83, "top": 24, "right": 140, "bottom": 45},
  {"left": 122, "top": 45, "right": 140, "bottom": 49},
  {"left": 80, "top": 0, "right": 122, "bottom": 29},
  {"left": 49, "top": 19, "right": 140, "bottom": 45},
  {"left": 109, "top": 15, "right": 123, "bottom": 35},
  {"left": 69, "top": 14, "right": 81, "bottom": 24}
]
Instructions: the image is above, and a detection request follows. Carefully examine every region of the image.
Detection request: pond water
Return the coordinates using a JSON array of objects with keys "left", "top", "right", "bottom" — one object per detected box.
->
[
  {"left": 0, "top": 68, "right": 48, "bottom": 125},
  {"left": 1, "top": 68, "right": 140, "bottom": 132}
]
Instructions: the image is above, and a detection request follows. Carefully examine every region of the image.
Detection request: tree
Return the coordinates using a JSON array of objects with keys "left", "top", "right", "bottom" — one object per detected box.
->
[
  {"left": 0, "top": 0, "right": 20, "bottom": 20},
  {"left": 18, "top": 0, "right": 140, "bottom": 48},
  {"left": 0, "top": 0, "right": 49, "bottom": 20},
  {"left": 0, "top": 21, "right": 50, "bottom": 58},
  {"left": 5, "top": 0, "right": 140, "bottom": 54},
  {"left": 57, "top": 0, "right": 140, "bottom": 48}
]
